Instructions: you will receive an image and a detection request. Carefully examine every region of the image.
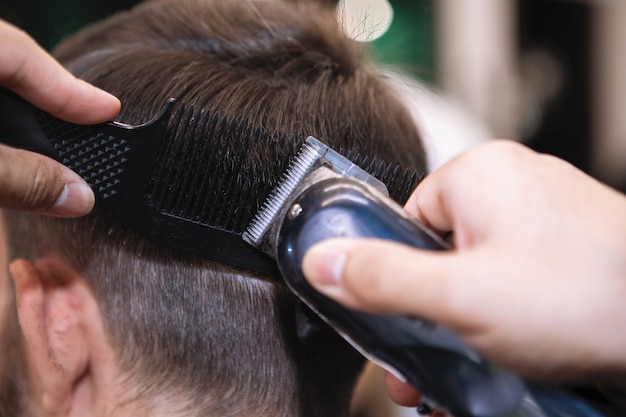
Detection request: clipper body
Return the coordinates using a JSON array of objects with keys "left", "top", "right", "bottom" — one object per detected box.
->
[
  {"left": 244, "top": 137, "right": 623, "bottom": 417},
  {"left": 275, "top": 172, "right": 526, "bottom": 417},
  {"left": 244, "top": 137, "right": 526, "bottom": 417}
]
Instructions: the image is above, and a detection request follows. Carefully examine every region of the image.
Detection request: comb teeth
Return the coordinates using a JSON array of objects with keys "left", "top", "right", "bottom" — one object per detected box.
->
[
  {"left": 145, "top": 104, "right": 302, "bottom": 233},
  {"left": 144, "top": 102, "right": 423, "bottom": 239},
  {"left": 242, "top": 141, "right": 323, "bottom": 246}
]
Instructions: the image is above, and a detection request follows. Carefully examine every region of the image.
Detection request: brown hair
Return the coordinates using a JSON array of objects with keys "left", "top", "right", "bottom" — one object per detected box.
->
[{"left": 1, "top": 1, "right": 426, "bottom": 416}]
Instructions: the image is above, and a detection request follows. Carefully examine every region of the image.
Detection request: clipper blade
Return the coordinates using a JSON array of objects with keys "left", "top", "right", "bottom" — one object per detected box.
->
[
  {"left": 243, "top": 136, "right": 391, "bottom": 250},
  {"left": 243, "top": 139, "right": 324, "bottom": 247}
]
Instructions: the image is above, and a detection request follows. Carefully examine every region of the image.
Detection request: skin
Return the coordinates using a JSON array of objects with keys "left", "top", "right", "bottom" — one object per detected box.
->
[
  {"left": 0, "top": 19, "right": 120, "bottom": 217},
  {"left": 303, "top": 140, "right": 626, "bottom": 405},
  {"left": 0, "top": 20, "right": 119, "bottom": 352}
]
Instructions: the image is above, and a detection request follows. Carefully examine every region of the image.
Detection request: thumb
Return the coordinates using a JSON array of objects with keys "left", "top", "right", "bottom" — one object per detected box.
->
[
  {"left": 0, "top": 144, "right": 94, "bottom": 217},
  {"left": 302, "top": 238, "right": 460, "bottom": 320}
]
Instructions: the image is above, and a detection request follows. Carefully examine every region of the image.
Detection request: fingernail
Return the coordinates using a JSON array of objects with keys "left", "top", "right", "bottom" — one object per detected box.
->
[
  {"left": 303, "top": 243, "right": 348, "bottom": 287},
  {"left": 51, "top": 182, "right": 95, "bottom": 216}
]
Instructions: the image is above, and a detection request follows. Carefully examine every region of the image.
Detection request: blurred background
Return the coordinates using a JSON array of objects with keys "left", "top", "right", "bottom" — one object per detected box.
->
[{"left": 3, "top": 0, "right": 625, "bottom": 416}]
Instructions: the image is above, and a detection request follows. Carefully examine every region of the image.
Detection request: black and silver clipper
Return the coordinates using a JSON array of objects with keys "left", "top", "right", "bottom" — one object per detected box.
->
[{"left": 243, "top": 137, "right": 620, "bottom": 417}]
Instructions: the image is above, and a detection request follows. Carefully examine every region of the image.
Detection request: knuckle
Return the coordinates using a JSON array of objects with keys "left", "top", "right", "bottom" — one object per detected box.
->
[
  {"left": 446, "top": 140, "right": 533, "bottom": 187},
  {"left": 19, "top": 156, "right": 63, "bottom": 210},
  {"left": 480, "top": 140, "right": 530, "bottom": 163},
  {"left": 0, "top": 26, "right": 33, "bottom": 88}
]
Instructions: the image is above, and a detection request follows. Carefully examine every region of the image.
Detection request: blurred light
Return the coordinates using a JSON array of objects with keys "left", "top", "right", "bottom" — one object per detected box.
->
[{"left": 337, "top": 0, "right": 394, "bottom": 43}]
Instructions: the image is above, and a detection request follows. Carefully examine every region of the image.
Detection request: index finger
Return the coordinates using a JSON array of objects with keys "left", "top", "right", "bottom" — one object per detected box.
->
[
  {"left": 0, "top": 19, "right": 120, "bottom": 124},
  {"left": 405, "top": 169, "right": 455, "bottom": 234}
]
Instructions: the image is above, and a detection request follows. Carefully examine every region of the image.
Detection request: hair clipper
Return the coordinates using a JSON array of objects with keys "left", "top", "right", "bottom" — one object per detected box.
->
[{"left": 243, "top": 137, "right": 620, "bottom": 417}]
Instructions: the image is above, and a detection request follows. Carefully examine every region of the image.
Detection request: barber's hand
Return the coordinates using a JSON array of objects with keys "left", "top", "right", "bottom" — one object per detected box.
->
[
  {"left": 303, "top": 140, "right": 626, "bottom": 393},
  {"left": 0, "top": 19, "right": 120, "bottom": 216}
]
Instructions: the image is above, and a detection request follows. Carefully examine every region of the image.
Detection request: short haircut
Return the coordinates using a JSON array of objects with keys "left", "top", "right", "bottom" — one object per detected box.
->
[{"left": 1, "top": 1, "right": 427, "bottom": 416}]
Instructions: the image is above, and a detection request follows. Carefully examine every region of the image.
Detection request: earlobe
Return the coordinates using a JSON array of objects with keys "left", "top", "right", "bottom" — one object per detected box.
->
[{"left": 11, "top": 257, "right": 93, "bottom": 416}]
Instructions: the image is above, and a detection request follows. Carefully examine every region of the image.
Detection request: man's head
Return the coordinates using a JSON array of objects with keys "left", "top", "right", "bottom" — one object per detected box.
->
[{"left": 0, "top": 1, "right": 427, "bottom": 416}]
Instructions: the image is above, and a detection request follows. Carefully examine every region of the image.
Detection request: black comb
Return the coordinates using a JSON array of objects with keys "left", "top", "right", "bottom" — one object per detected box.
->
[{"left": 0, "top": 89, "right": 422, "bottom": 276}]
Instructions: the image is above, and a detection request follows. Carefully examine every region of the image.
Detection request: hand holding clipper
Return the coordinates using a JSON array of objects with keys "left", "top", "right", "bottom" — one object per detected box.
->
[
  {"left": 243, "top": 137, "right": 527, "bottom": 417},
  {"left": 243, "top": 137, "right": 625, "bottom": 417}
]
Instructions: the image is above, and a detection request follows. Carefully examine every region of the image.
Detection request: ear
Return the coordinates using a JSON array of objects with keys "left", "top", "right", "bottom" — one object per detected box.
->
[{"left": 10, "top": 256, "right": 112, "bottom": 417}]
